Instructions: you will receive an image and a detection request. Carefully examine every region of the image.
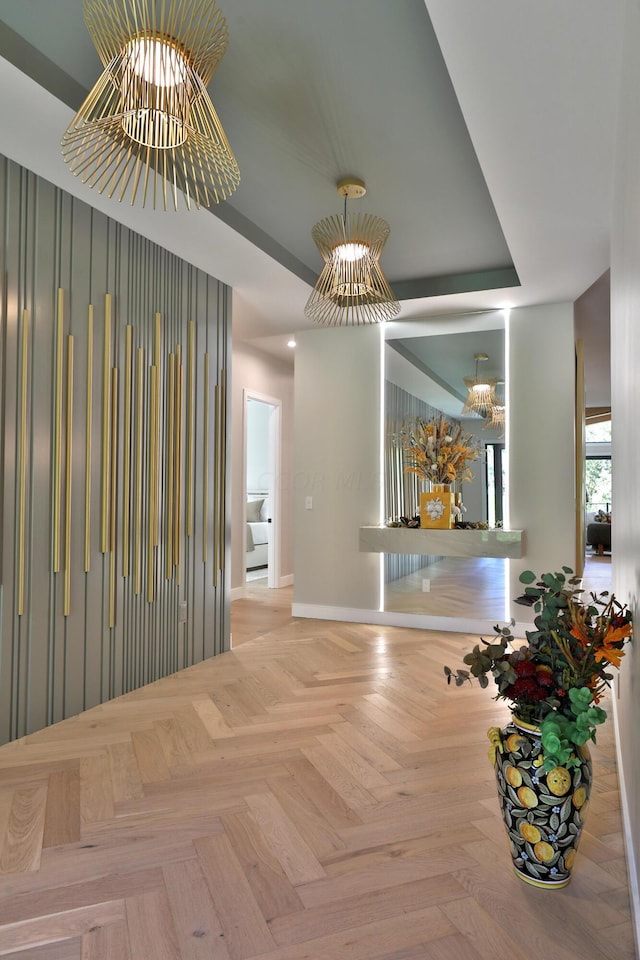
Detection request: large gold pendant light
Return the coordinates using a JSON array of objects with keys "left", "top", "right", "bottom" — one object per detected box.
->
[
  {"left": 462, "top": 353, "right": 497, "bottom": 418},
  {"left": 61, "top": 0, "right": 240, "bottom": 211},
  {"left": 305, "top": 178, "right": 400, "bottom": 326}
]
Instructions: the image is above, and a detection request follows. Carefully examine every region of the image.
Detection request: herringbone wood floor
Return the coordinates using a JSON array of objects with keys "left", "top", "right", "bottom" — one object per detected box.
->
[{"left": 0, "top": 573, "right": 634, "bottom": 960}]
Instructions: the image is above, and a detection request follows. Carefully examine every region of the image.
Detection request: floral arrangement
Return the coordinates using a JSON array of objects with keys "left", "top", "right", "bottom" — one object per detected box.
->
[
  {"left": 396, "top": 414, "right": 480, "bottom": 485},
  {"left": 444, "top": 567, "right": 632, "bottom": 770}
]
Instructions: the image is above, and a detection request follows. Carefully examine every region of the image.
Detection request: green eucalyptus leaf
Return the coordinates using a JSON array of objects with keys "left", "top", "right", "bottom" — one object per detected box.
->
[{"left": 519, "top": 570, "right": 537, "bottom": 584}]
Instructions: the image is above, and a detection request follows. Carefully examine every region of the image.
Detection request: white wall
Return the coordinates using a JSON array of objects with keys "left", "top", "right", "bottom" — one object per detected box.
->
[
  {"left": 231, "top": 342, "right": 294, "bottom": 589},
  {"left": 293, "top": 326, "right": 381, "bottom": 610},
  {"left": 508, "top": 303, "right": 576, "bottom": 610},
  {"left": 610, "top": 0, "right": 640, "bottom": 933}
]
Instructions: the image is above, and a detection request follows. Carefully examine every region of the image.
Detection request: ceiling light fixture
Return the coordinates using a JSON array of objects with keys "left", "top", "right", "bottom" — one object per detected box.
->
[
  {"left": 486, "top": 380, "right": 506, "bottom": 435},
  {"left": 287, "top": 339, "right": 296, "bottom": 348},
  {"left": 462, "top": 353, "right": 497, "bottom": 418},
  {"left": 61, "top": 0, "right": 240, "bottom": 211},
  {"left": 304, "top": 178, "right": 400, "bottom": 326}
]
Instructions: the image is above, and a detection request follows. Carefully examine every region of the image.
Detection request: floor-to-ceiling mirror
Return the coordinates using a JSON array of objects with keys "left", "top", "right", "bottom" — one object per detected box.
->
[{"left": 383, "top": 311, "right": 508, "bottom": 621}]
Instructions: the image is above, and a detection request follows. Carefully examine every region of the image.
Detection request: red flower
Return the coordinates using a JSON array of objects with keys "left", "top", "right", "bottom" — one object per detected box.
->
[
  {"left": 508, "top": 677, "right": 548, "bottom": 701},
  {"left": 535, "top": 665, "right": 555, "bottom": 688},
  {"left": 513, "top": 660, "right": 536, "bottom": 677}
]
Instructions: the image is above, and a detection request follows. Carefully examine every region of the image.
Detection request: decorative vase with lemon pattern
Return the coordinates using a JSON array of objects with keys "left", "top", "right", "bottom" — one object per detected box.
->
[{"left": 488, "top": 715, "right": 592, "bottom": 888}]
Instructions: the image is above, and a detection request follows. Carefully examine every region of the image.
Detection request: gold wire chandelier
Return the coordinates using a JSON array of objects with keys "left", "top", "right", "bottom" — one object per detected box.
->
[
  {"left": 487, "top": 380, "right": 506, "bottom": 435},
  {"left": 304, "top": 178, "right": 400, "bottom": 326},
  {"left": 462, "top": 353, "right": 498, "bottom": 418},
  {"left": 61, "top": 0, "right": 240, "bottom": 211}
]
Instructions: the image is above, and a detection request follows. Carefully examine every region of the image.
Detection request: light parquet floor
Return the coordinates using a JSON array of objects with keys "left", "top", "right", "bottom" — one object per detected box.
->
[
  {"left": 384, "top": 557, "right": 507, "bottom": 618},
  {"left": 0, "top": 568, "right": 633, "bottom": 960},
  {"left": 384, "top": 553, "right": 611, "bottom": 619}
]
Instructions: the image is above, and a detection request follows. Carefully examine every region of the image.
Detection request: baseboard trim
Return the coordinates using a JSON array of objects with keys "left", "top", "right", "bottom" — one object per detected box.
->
[
  {"left": 278, "top": 574, "right": 294, "bottom": 587},
  {"left": 230, "top": 585, "right": 247, "bottom": 601},
  {"left": 291, "top": 602, "right": 531, "bottom": 637},
  {"left": 612, "top": 693, "right": 640, "bottom": 958}
]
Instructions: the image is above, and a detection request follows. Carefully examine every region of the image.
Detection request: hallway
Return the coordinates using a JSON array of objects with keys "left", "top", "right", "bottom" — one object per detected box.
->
[{"left": 0, "top": 577, "right": 632, "bottom": 959}]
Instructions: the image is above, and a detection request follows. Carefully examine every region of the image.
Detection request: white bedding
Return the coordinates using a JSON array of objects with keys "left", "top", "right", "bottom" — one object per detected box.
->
[
  {"left": 246, "top": 542, "right": 268, "bottom": 570},
  {"left": 246, "top": 496, "right": 270, "bottom": 570},
  {"left": 248, "top": 521, "right": 269, "bottom": 546}
]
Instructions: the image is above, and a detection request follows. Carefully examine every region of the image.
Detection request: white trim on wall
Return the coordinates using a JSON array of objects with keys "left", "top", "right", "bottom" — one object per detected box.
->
[{"left": 291, "top": 602, "right": 532, "bottom": 639}]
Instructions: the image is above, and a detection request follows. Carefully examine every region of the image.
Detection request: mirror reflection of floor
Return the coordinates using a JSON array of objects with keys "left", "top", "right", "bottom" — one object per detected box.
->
[
  {"left": 383, "top": 553, "right": 612, "bottom": 620},
  {"left": 384, "top": 556, "right": 507, "bottom": 619}
]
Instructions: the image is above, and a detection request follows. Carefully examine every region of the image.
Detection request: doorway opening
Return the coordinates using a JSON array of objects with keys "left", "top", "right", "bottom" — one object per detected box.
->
[
  {"left": 585, "top": 419, "right": 612, "bottom": 560},
  {"left": 244, "top": 391, "right": 281, "bottom": 589}
]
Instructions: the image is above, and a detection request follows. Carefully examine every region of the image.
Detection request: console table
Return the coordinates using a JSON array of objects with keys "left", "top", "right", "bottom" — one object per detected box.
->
[{"left": 359, "top": 526, "right": 525, "bottom": 559}]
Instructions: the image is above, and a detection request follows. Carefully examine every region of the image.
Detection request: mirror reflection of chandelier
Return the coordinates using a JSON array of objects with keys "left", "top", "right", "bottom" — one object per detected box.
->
[
  {"left": 61, "top": 0, "right": 240, "bottom": 211},
  {"left": 462, "top": 353, "right": 497, "bottom": 418},
  {"left": 487, "top": 380, "right": 506, "bottom": 435},
  {"left": 305, "top": 178, "right": 400, "bottom": 326}
]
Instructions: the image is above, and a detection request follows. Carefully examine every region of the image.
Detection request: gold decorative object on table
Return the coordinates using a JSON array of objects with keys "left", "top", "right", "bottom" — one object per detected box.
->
[
  {"left": 396, "top": 414, "right": 480, "bottom": 528},
  {"left": 420, "top": 482, "right": 455, "bottom": 529}
]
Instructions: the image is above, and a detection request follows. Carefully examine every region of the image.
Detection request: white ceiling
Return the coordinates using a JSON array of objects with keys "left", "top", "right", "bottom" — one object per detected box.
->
[{"left": 0, "top": 0, "right": 622, "bottom": 393}]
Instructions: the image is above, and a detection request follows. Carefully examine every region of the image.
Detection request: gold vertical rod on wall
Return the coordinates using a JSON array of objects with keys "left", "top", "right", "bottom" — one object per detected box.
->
[
  {"left": 202, "top": 353, "right": 209, "bottom": 564},
  {"left": 64, "top": 336, "right": 74, "bottom": 617},
  {"left": 153, "top": 312, "right": 161, "bottom": 546},
  {"left": 123, "top": 325, "right": 132, "bottom": 577},
  {"left": 17, "top": 309, "right": 29, "bottom": 617},
  {"left": 53, "top": 288, "right": 64, "bottom": 573},
  {"left": 85, "top": 305, "right": 93, "bottom": 572},
  {"left": 134, "top": 347, "right": 143, "bottom": 595},
  {"left": 186, "top": 321, "right": 195, "bottom": 537},
  {"left": 148, "top": 365, "right": 158, "bottom": 602},
  {"left": 213, "top": 382, "right": 220, "bottom": 588},
  {"left": 101, "top": 293, "right": 112, "bottom": 552},
  {"left": 174, "top": 347, "right": 183, "bottom": 571},
  {"left": 166, "top": 353, "right": 175, "bottom": 579},
  {"left": 109, "top": 367, "right": 118, "bottom": 628},
  {"left": 154, "top": 312, "right": 161, "bottom": 369}
]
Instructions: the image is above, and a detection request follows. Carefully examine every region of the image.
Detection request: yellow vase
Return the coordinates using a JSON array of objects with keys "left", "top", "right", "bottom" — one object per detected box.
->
[{"left": 420, "top": 482, "right": 454, "bottom": 528}]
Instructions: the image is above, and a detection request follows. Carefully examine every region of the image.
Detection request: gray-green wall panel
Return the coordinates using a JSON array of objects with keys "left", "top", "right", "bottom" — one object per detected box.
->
[{"left": 0, "top": 156, "right": 230, "bottom": 744}]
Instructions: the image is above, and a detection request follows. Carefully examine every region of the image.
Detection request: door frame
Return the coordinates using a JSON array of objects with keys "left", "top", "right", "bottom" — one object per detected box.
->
[{"left": 243, "top": 389, "right": 282, "bottom": 588}]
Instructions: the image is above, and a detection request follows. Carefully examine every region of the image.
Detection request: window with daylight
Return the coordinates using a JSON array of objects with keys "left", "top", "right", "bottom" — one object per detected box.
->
[{"left": 585, "top": 419, "right": 612, "bottom": 514}]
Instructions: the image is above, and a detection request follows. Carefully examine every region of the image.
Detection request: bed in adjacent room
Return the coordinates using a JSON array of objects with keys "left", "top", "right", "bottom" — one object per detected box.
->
[{"left": 246, "top": 493, "right": 269, "bottom": 571}]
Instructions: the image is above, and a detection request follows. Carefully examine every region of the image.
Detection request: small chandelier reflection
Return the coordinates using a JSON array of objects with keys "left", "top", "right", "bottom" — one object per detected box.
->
[
  {"left": 487, "top": 380, "right": 506, "bottom": 436},
  {"left": 462, "top": 353, "right": 497, "bottom": 418},
  {"left": 61, "top": 0, "right": 240, "bottom": 211},
  {"left": 304, "top": 178, "right": 400, "bottom": 326}
]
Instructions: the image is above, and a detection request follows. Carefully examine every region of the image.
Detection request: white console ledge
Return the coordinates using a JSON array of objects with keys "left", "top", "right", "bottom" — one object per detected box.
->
[{"left": 359, "top": 525, "right": 524, "bottom": 559}]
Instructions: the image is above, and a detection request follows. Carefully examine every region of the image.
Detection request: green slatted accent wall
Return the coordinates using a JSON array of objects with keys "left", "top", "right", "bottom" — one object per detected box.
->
[{"left": 0, "top": 157, "right": 230, "bottom": 744}]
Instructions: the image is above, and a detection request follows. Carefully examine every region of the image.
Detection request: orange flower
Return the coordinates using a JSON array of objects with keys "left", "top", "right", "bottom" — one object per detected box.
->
[
  {"left": 606, "top": 623, "right": 633, "bottom": 644},
  {"left": 594, "top": 632, "right": 628, "bottom": 669},
  {"left": 570, "top": 623, "right": 589, "bottom": 647}
]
